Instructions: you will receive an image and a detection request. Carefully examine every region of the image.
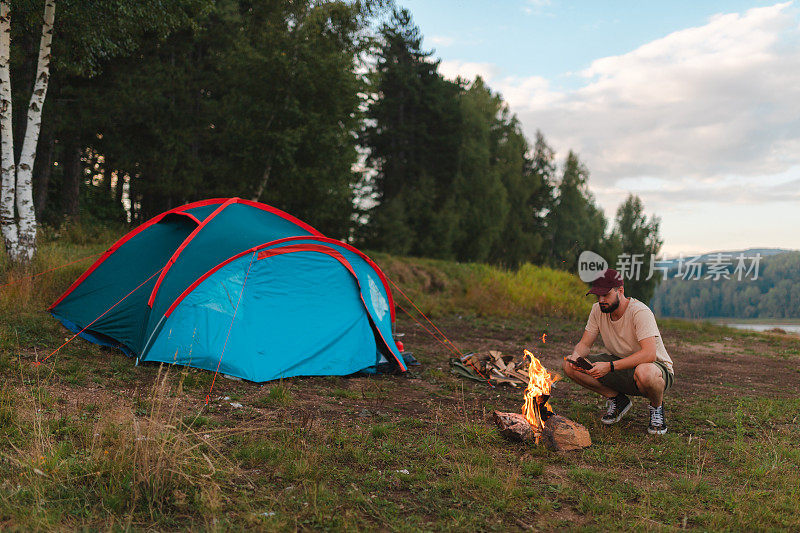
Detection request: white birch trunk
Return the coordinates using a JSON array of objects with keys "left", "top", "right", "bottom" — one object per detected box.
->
[
  {"left": 15, "top": 0, "right": 56, "bottom": 262},
  {"left": 0, "top": 1, "right": 17, "bottom": 258}
]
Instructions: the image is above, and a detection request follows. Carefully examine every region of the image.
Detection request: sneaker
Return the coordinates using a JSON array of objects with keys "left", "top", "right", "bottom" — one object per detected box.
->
[
  {"left": 601, "top": 393, "right": 631, "bottom": 425},
  {"left": 648, "top": 404, "right": 668, "bottom": 435}
]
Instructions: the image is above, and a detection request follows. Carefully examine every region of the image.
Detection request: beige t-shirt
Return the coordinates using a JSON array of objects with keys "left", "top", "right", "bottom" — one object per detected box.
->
[{"left": 585, "top": 298, "right": 674, "bottom": 374}]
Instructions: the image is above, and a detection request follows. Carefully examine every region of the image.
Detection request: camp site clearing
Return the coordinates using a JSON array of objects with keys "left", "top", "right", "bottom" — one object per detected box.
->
[{"left": 2, "top": 271, "right": 799, "bottom": 530}]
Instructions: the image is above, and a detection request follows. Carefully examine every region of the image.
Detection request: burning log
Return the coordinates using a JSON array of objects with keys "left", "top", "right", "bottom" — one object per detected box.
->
[
  {"left": 542, "top": 415, "right": 591, "bottom": 451},
  {"left": 493, "top": 411, "right": 536, "bottom": 443},
  {"left": 493, "top": 411, "right": 591, "bottom": 451},
  {"left": 492, "top": 350, "right": 591, "bottom": 451}
]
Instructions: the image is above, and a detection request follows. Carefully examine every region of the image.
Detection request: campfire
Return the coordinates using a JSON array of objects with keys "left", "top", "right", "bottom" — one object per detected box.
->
[
  {"left": 522, "top": 349, "right": 558, "bottom": 435},
  {"left": 493, "top": 350, "right": 591, "bottom": 451}
]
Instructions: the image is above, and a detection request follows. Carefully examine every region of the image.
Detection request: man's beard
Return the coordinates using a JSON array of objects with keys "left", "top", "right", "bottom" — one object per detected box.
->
[{"left": 599, "top": 298, "right": 619, "bottom": 314}]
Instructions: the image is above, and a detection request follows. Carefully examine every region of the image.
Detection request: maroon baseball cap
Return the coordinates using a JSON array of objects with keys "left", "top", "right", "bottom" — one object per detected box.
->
[{"left": 586, "top": 268, "right": 623, "bottom": 296}]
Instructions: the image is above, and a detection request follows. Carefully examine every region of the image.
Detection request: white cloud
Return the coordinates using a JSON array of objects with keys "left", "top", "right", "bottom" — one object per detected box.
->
[
  {"left": 507, "top": 2, "right": 800, "bottom": 188},
  {"left": 438, "top": 60, "right": 502, "bottom": 83},
  {"left": 523, "top": 0, "right": 553, "bottom": 15}
]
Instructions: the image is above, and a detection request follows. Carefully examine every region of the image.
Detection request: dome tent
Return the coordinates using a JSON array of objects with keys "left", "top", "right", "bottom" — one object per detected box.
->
[{"left": 49, "top": 198, "right": 406, "bottom": 381}]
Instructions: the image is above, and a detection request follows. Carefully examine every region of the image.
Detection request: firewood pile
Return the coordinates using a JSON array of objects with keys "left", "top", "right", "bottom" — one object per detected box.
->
[{"left": 449, "top": 350, "right": 533, "bottom": 386}]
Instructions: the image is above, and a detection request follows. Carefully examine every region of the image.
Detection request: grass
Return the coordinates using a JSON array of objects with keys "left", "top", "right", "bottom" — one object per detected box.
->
[
  {"left": 0, "top": 228, "right": 798, "bottom": 529},
  {"left": 371, "top": 252, "right": 593, "bottom": 320},
  {"left": 0, "top": 366, "right": 232, "bottom": 529},
  {"left": 4, "top": 366, "right": 798, "bottom": 530},
  {"left": 252, "top": 382, "right": 293, "bottom": 408}
]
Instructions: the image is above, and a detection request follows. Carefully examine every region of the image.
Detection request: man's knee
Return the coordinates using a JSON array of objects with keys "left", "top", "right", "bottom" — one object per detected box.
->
[
  {"left": 562, "top": 359, "right": 574, "bottom": 377},
  {"left": 634, "top": 363, "right": 663, "bottom": 389}
]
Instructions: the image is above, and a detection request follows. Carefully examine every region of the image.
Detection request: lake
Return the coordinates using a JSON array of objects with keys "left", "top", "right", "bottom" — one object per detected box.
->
[{"left": 719, "top": 322, "right": 800, "bottom": 334}]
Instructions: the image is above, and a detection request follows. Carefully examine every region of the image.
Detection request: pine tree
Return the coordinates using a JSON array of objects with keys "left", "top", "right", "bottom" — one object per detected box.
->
[
  {"left": 607, "top": 194, "right": 663, "bottom": 302},
  {"left": 361, "top": 8, "right": 461, "bottom": 256},
  {"left": 547, "top": 150, "right": 607, "bottom": 270},
  {"left": 491, "top": 129, "right": 554, "bottom": 268},
  {"left": 609, "top": 194, "right": 663, "bottom": 302}
]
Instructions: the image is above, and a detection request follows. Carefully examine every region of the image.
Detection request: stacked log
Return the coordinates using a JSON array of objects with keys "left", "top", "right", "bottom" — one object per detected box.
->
[
  {"left": 493, "top": 410, "right": 591, "bottom": 451},
  {"left": 458, "top": 350, "right": 536, "bottom": 387}
]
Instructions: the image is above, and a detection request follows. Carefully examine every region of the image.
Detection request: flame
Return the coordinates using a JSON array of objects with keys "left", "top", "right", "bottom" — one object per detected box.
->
[{"left": 522, "top": 349, "right": 559, "bottom": 435}]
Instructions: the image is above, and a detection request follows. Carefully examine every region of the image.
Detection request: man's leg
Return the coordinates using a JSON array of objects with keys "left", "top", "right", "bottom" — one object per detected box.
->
[
  {"left": 633, "top": 363, "right": 666, "bottom": 406},
  {"left": 562, "top": 360, "right": 618, "bottom": 398}
]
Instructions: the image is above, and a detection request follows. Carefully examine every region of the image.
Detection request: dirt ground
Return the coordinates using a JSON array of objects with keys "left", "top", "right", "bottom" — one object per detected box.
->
[
  {"left": 27, "top": 312, "right": 800, "bottom": 431},
  {"left": 391, "top": 315, "right": 800, "bottom": 418},
  {"left": 134, "top": 314, "right": 800, "bottom": 425}
]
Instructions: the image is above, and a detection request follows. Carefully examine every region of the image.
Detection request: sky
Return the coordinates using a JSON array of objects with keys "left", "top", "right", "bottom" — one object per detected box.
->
[{"left": 398, "top": 0, "right": 800, "bottom": 256}]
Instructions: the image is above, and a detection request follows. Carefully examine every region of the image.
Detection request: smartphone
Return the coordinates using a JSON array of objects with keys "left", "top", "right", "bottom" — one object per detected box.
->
[{"left": 570, "top": 357, "right": 594, "bottom": 370}]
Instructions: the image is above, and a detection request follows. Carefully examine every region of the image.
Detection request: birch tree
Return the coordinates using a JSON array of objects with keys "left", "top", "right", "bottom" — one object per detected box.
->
[
  {"left": 0, "top": 0, "right": 55, "bottom": 264},
  {"left": 0, "top": 2, "right": 17, "bottom": 258}
]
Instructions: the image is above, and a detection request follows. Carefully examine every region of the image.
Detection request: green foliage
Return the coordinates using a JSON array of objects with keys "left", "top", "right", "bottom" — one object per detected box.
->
[
  {"left": 360, "top": 8, "right": 462, "bottom": 256},
  {"left": 210, "top": 0, "right": 366, "bottom": 237},
  {"left": 490, "top": 129, "right": 553, "bottom": 268},
  {"left": 546, "top": 151, "right": 608, "bottom": 270},
  {"left": 12, "top": 0, "right": 664, "bottom": 281},
  {"left": 361, "top": 11, "right": 560, "bottom": 268},
  {"left": 76, "top": 0, "right": 368, "bottom": 235},
  {"left": 13, "top": 0, "right": 376, "bottom": 238},
  {"left": 0, "top": 384, "right": 16, "bottom": 434},
  {"left": 0, "top": 368, "right": 228, "bottom": 528},
  {"left": 6, "top": 0, "right": 674, "bottom": 320},
  {"left": 373, "top": 252, "right": 592, "bottom": 320},
  {"left": 11, "top": 0, "right": 209, "bottom": 78},
  {"left": 255, "top": 383, "right": 293, "bottom": 408},
  {"left": 451, "top": 78, "right": 509, "bottom": 262}
]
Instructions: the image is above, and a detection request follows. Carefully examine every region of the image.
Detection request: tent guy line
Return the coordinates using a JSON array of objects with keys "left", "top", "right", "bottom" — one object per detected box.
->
[
  {"left": 387, "top": 276, "right": 466, "bottom": 355},
  {"left": 35, "top": 265, "right": 165, "bottom": 366},
  {"left": 0, "top": 252, "right": 101, "bottom": 290},
  {"left": 206, "top": 251, "right": 256, "bottom": 405},
  {"left": 387, "top": 276, "right": 494, "bottom": 387}
]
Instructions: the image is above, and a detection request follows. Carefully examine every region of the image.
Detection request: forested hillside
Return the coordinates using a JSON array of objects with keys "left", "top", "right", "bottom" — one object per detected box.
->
[{"left": 651, "top": 251, "right": 800, "bottom": 318}]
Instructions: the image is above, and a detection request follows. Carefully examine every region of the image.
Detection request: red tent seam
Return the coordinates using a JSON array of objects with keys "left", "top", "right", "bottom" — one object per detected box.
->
[
  {"left": 249, "top": 236, "right": 396, "bottom": 321},
  {"left": 164, "top": 237, "right": 394, "bottom": 320},
  {"left": 162, "top": 243, "right": 406, "bottom": 371},
  {"left": 146, "top": 198, "right": 327, "bottom": 308},
  {"left": 147, "top": 198, "right": 238, "bottom": 307},
  {"left": 49, "top": 198, "right": 228, "bottom": 310}
]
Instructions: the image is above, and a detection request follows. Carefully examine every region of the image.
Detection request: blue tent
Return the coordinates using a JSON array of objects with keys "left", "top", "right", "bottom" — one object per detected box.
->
[{"left": 49, "top": 198, "right": 406, "bottom": 381}]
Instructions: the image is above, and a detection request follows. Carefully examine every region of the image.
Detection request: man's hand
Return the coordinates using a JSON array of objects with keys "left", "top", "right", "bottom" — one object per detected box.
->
[
  {"left": 565, "top": 356, "right": 590, "bottom": 374},
  {"left": 586, "top": 361, "right": 611, "bottom": 379}
]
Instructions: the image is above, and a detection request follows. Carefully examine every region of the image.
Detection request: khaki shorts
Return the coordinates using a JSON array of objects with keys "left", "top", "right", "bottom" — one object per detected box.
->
[{"left": 585, "top": 353, "right": 674, "bottom": 397}]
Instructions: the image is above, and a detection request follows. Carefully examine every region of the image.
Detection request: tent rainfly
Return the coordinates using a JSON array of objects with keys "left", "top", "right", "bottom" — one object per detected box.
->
[{"left": 49, "top": 198, "right": 406, "bottom": 381}]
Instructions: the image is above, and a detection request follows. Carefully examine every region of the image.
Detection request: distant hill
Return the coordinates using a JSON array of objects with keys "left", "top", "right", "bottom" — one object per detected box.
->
[
  {"left": 657, "top": 248, "right": 796, "bottom": 270},
  {"left": 651, "top": 250, "right": 800, "bottom": 319}
]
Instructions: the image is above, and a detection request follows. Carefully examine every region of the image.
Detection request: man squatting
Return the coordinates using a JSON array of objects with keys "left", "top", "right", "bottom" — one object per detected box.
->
[{"left": 563, "top": 268, "right": 675, "bottom": 434}]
